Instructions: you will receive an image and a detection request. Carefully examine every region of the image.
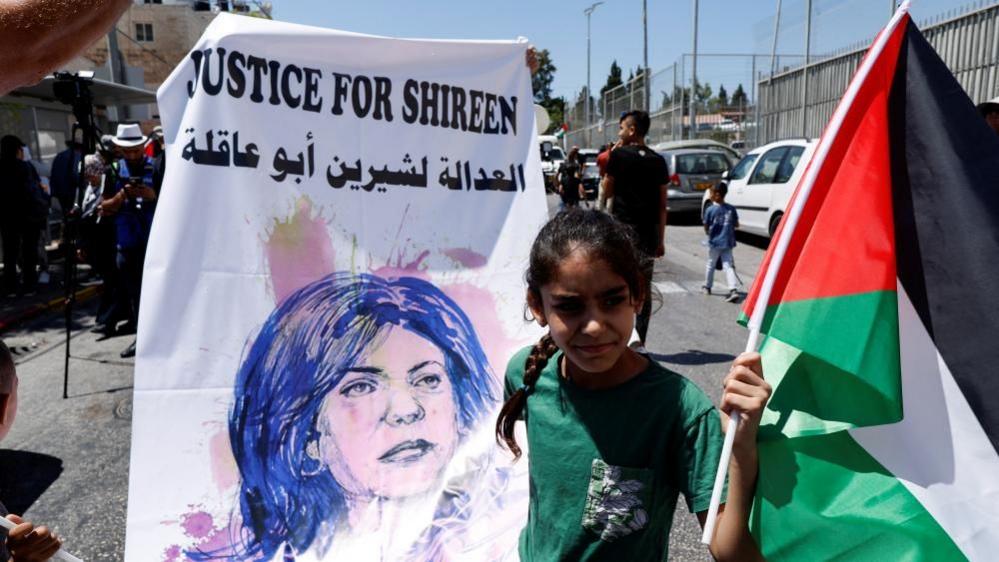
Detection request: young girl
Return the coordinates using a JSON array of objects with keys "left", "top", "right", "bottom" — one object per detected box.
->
[{"left": 496, "top": 209, "right": 769, "bottom": 561}]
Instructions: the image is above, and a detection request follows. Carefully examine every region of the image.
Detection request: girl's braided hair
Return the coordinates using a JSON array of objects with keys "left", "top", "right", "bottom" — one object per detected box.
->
[{"left": 496, "top": 209, "right": 648, "bottom": 459}]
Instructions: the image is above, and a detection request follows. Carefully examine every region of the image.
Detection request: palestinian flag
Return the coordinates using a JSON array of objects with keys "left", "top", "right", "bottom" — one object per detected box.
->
[{"left": 741, "top": 4, "right": 999, "bottom": 560}]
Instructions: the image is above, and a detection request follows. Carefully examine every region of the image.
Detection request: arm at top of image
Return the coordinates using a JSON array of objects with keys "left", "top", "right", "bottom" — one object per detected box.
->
[{"left": 0, "top": 0, "right": 132, "bottom": 95}]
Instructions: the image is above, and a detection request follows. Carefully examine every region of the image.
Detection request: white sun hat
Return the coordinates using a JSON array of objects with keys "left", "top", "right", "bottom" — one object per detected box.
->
[{"left": 112, "top": 123, "right": 148, "bottom": 148}]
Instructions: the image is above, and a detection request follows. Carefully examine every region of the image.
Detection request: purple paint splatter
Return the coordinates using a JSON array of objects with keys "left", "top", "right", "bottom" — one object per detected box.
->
[
  {"left": 181, "top": 511, "right": 215, "bottom": 540},
  {"left": 443, "top": 248, "right": 488, "bottom": 269},
  {"left": 162, "top": 544, "right": 181, "bottom": 562}
]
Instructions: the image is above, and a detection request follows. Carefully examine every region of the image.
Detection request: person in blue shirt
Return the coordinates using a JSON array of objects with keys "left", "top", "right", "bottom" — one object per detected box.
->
[
  {"left": 702, "top": 183, "right": 741, "bottom": 303},
  {"left": 99, "top": 124, "right": 158, "bottom": 358}
]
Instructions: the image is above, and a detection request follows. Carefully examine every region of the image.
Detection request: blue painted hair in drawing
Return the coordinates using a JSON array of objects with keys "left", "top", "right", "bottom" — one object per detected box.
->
[{"left": 222, "top": 272, "right": 496, "bottom": 559}]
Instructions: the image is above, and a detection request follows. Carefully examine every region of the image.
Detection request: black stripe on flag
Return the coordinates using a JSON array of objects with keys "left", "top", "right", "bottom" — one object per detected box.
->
[{"left": 889, "top": 21, "right": 999, "bottom": 454}]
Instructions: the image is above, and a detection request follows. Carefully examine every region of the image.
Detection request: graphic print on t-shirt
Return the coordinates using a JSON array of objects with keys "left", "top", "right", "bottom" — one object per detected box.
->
[{"left": 581, "top": 459, "right": 650, "bottom": 542}]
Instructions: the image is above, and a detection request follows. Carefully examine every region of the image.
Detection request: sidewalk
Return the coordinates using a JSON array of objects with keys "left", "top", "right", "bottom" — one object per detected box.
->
[{"left": 0, "top": 255, "right": 101, "bottom": 334}]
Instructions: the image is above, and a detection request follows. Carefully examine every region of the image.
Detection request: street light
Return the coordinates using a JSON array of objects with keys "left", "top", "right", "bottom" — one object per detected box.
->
[
  {"left": 689, "top": 0, "right": 699, "bottom": 139},
  {"left": 584, "top": 1, "right": 603, "bottom": 148}
]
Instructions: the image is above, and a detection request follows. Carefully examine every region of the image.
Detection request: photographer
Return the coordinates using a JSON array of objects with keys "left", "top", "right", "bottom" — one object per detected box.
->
[{"left": 99, "top": 124, "right": 157, "bottom": 358}]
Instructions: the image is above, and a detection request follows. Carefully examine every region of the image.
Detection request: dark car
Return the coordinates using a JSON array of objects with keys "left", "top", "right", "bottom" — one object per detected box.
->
[
  {"left": 658, "top": 149, "right": 733, "bottom": 214},
  {"left": 581, "top": 162, "right": 600, "bottom": 200}
]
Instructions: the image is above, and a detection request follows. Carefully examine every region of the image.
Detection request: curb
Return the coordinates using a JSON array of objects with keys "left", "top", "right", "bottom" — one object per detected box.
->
[{"left": 0, "top": 285, "right": 101, "bottom": 333}]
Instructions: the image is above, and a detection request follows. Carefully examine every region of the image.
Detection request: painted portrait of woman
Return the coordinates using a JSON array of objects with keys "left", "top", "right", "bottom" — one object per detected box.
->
[{"left": 207, "top": 271, "right": 500, "bottom": 560}]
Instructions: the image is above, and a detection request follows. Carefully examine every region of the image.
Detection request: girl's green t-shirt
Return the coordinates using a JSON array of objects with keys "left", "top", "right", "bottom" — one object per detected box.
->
[{"left": 504, "top": 346, "right": 726, "bottom": 562}]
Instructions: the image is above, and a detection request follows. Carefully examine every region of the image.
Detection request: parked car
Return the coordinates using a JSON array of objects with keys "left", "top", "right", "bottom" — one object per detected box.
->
[
  {"left": 702, "top": 138, "right": 816, "bottom": 238},
  {"left": 538, "top": 134, "right": 565, "bottom": 193},
  {"left": 581, "top": 161, "right": 600, "bottom": 200},
  {"left": 658, "top": 149, "right": 733, "bottom": 214},
  {"left": 651, "top": 139, "right": 741, "bottom": 164},
  {"left": 577, "top": 148, "right": 600, "bottom": 164}
]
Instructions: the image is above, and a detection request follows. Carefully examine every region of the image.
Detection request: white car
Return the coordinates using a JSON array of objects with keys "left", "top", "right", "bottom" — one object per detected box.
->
[
  {"left": 538, "top": 135, "right": 565, "bottom": 192},
  {"left": 702, "top": 139, "right": 816, "bottom": 238}
]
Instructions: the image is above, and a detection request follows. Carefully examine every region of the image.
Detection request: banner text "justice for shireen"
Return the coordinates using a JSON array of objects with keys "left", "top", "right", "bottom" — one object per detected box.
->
[{"left": 185, "top": 48, "right": 519, "bottom": 136}]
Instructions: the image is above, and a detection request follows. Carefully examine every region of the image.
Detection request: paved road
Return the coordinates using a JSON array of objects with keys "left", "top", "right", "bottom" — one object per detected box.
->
[{"left": 1, "top": 196, "right": 771, "bottom": 561}]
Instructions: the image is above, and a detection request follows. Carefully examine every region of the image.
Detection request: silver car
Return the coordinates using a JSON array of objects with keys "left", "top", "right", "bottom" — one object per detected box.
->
[{"left": 657, "top": 148, "right": 734, "bottom": 214}]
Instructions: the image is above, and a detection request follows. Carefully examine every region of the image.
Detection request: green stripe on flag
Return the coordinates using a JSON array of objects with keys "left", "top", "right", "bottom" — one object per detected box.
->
[
  {"left": 752, "top": 431, "right": 966, "bottom": 561},
  {"left": 749, "top": 290, "right": 903, "bottom": 437}
]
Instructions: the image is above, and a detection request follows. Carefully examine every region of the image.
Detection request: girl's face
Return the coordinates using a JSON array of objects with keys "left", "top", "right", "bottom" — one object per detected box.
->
[
  {"left": 317, "top": 328, "right": 459, "bottom": 500},
  {"left": 529, "top": 249, "right": 641, "bottom": 378}
]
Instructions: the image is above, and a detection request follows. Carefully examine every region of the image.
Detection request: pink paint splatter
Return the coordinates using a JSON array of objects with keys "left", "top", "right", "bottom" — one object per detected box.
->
[
  {"left": 442, "top": 248, "right": 488, "bottom": 269},
  {"left": 208, "top": 427, "right": 238, "bottom": 491},
  {"left": 181, "top": 511, "right": 215, "bottom": 540},
  {"left": 443, "top": 283, "right": 528, "bottom": 378},
  {"left": 165, "top": 507, "right": 238, "bottom": 560},
  {"left": 162, "top": 545, "right": 181, "bottom": 562},
  {"left": 371, "top": 249, "right": 431, "bottom": 279},
  {"left": 265, "top": 197, "right": 335, "bottom": 303}
]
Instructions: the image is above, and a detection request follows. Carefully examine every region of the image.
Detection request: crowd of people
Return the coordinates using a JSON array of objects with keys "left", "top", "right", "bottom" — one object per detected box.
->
[{"left": 0, "top": 124, "right": 164, "bottom": 359}]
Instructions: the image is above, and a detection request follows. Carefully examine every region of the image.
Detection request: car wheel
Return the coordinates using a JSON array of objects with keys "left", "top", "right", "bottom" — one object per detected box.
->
[{"left": 768, "top": 212, "right": 784, "bottom": 239}]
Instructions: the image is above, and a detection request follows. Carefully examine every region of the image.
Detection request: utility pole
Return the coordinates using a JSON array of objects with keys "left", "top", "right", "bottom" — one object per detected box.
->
[
  {"left": 585, "top": 2, "right": 604, "bottom": 147},
  {"left": 106, "top": 28, "right": 126, "bottom": 120},
  {"left": 643, "top": 0, "right": 649, "bottom": 112},
  {"left": 801, "top": 0, "right": 812, "bottom": 137},
  {"left": 765, "top": 0, "right": 783, "bottom": 146},
  {"left": 689, "top": 0, "right": 699, "bottom": 139}
]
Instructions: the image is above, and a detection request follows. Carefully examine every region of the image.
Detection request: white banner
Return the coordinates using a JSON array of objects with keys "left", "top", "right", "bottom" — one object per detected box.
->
[{"left": 125, "top": 14, "right": 545, "bottom": 561}]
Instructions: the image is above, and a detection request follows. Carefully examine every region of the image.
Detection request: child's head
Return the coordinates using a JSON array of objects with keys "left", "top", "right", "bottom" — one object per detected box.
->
[
  {"left": 711, "top": 182, "right": 728, "bottom": 203},
  {"left": 497, "top": 210, "right": 648, "bottom": 458},
  {"left": 0, "top": 340, "right": 18, "bottom": 441},
  {"left": 524, "top": 209, "right": 647, "bottom": 320}
]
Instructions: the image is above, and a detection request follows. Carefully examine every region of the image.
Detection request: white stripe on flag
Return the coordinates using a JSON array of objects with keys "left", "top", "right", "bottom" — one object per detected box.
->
[{"left": 850, "top": 282, "right": 999, "bottom": 560}]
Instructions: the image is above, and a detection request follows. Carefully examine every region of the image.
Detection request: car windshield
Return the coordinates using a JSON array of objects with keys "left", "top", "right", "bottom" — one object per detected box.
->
[
  {"left": 583, "top": 164, "right": 600, "bottom": 178},
  {"left": 674, "top": 153, "right": 730, "bottom": 174},
  {"left": 728, "top": 154, "right": 759, "bottom": 180},
  {"left": 541, "top": 147, "right": 565, "bottom": 161}
]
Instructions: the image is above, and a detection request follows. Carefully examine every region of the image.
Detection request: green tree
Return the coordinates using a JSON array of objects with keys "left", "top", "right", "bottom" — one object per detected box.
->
[
  {"left": 239, "top": 1, "right": 274, "bottom": 19},
  {"left": 695, "top": 80, "right": 712, "bottom": 104},
  {"left": 601, "top": 61, "right": 623, "bottom": 95},
  {"left": 531, "top": 49, "right": 556, "bottom": 104},
  {"left": 731, "top": 84, "right": 748, "bottom": 107},
  {"left": 540, "top": 96, "right": 566, "bottom": 134},
  {"left": 717, "top": 84, "right": 729, "bottom": 107}
]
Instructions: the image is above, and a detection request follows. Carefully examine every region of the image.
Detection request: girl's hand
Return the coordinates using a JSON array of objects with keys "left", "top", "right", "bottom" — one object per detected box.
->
[
  {"left": 720, "top": 352, "right": 770, "bottom": 454},
  {"left": 6, "top": 514, "right": 63, "bottom": 562}
]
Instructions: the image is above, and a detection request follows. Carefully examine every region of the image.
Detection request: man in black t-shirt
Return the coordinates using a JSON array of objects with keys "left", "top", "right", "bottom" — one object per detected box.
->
[{"left": 604, "top": 110, "right": 668, "bottom": 344}]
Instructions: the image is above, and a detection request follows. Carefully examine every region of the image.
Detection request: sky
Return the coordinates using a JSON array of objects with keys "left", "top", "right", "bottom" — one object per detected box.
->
[{"left": 272, "top": 0, "right": 988, "bottom": 104}]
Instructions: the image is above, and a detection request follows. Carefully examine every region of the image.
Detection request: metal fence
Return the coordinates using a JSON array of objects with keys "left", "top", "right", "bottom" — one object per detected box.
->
[
  {"left": 563, "top": 1, "right": 999, "bottom": 151},
  {"left": 757, "top": 1, "right": 999, "bottom": 144},
  {"left": 564, "top": 53, "right": 814, "bottom": 149},
  {"left": 565, "top": 55, "right": 773, "bottom": 149}
]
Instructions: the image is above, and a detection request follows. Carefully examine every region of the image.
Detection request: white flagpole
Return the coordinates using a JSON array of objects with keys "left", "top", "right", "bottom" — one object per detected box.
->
[{"left": 700, "top": 0, "right": 912, "bottom": 546}]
